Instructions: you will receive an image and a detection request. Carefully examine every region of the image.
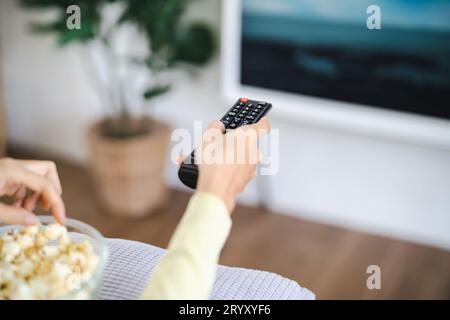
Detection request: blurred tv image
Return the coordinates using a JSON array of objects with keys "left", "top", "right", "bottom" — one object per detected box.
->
[{"left": 241, "top": 0, "right": 450, "bottom": 119}]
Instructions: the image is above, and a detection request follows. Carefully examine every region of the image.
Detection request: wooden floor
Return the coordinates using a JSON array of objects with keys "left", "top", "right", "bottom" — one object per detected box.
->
[{"left": 8, "top": 152, "right": 450, "bottom": 299}]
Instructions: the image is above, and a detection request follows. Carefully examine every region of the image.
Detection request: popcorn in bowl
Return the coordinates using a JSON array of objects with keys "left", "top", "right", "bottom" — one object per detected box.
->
[{"left": 0, "top": 217, "right": 107, "bottom": 300}]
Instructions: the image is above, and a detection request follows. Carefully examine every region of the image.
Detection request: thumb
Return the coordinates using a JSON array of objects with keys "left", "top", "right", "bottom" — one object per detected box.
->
[
  {"left": 176, "top": 154, "right": 189, "bottom": 166},
  {"left": 0, "top": 203, "right": 39, "bottom": 225},
  {"left": 245, "top": 117, "right": 271, "bottom": 136},
  {"left": 207, "top": 120, "right": 226, "bottom": 133}
]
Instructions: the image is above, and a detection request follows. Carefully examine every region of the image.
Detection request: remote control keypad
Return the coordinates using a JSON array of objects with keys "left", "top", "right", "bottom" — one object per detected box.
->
[
  {"left": 179, "top": 98, "right": 272, "bottom": 189},
  {"left": 220, "top": 98, "right": 271, "bottom": 130}
]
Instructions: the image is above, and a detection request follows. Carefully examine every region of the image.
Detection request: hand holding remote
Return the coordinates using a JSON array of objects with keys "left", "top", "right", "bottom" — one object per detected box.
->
[
  {"left": 191, "top": 117, "right": 271, "bottom": 214},
  {"left": 178, "top": 98, "right": 272, "bottom": 190}
]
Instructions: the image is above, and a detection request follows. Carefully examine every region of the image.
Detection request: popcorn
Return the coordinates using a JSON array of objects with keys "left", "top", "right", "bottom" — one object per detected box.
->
[
  {"left": 43, "top": 224, "right": 66, "bottom": 240},
  {"left": 17, "top": 234, "right": 34, "bottom": 250},
  {"left": 1, "top": 233, "right": 14, "bottom": 242},
  {"left": 8, "top": 279, "right": 33, "bottom": 300},
  {"left": 52, "top": 261, "right": 72, "bottom": 279},
  {"left": 0, "top": 223, "right": 100, "bottom": 300},
  {"left": 23, "top": 225, "right": 39, "bottom": 236},
  {"left": 59, "top": 233, "right": 71, "bottom": 248},
  {"left": 15, "top": 260, "right": 34, "bottom": 278},
  {"left": 35, "top": 234, "right": 49, "bottom": 247},
  {"left": 27, "top": 277, "right": 50, "bottom": 300},
  {"left": 68, "top": 251, "right": 87, "bottom": 268},
  {"left": 2, "top": 241, "right": 21, "bottom": 262},
  {"left": 39, "top": 246, "right": 59, "bottom": 259},
  {"left": 0, "top": 267, "right": 15, "bottom": 283}
]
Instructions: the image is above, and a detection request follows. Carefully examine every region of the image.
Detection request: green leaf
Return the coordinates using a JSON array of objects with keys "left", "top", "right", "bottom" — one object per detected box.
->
[
  {"left": 29, "top": 20, "right": 66, "bottom": 34},
  {"left": 172, "top": 23, "right": 215, "bottom": 65},
  {"left": 143, "top": 85, "right": 171, "bottom": 100},
  {"left": 18, "top": 0, "right": 215, "bottom": 107},
  {"left": 57, "top": 12, "right": 99, "bottom": 46},
  {"left": 57, "top": 26, "right": 94, "bottom": 46},
  {"left": 20, "top": 0, "right": 101, "bottom": 46}
]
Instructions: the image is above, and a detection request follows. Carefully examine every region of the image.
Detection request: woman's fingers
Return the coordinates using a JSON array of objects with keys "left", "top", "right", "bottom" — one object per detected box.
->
[
  {"left": 244, "top": 117, "right": 271, "bottom": 136},
  {"left": 16, "top": 160, "right": 62, "bottom": 194},
  {"left": 46, "top": 163, "right": 62, "bottom": 195},
  {"left": 0, "top": 202, "right": 38, "bottom": 225},
  {"left": 9, "top": 167, "right": 66, "bottom": 224},
  {"left": 176, "top": 154, "right": 188, "bottom": 166},
  {"left": 23, "top": 191, "right": 40, "bottom": 212},
  {"left": 11, "top": 186, "right": 27, "bottom": 208},
  {"left": 12, "top": 186, "right": 27, "bottom": 201},
  {"left": 207, "top": 120, "right": 226, "bottom": 133}
]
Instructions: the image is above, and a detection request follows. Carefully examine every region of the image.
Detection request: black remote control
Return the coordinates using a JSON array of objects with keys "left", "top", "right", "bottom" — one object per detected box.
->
[{"left": 178, "top": 98, "right": 272, "bottom": 189}]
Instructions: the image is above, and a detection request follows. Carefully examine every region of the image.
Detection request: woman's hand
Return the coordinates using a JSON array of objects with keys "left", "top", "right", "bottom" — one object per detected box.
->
[
  {"left": 181, "top": 118, "right": 271, "bottom": 214},
  {"left": 0, "top": 158, "right": 65, "bottom": 225}
]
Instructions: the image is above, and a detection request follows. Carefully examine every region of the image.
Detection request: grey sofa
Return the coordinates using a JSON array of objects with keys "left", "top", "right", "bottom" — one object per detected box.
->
[{"left": 98, "top": 238, "right": 315, "bottom": 300}]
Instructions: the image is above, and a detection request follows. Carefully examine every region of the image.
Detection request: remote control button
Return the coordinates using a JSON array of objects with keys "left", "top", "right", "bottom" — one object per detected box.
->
[
  {"left": 221, "top": 120, "right": 230, "bottom": 126},
  {"left": 240, "top": 97, "right": 248, "bottom": 103},
  {"left": 241, "top": 110, "right": 247, "bottom": 114},
  {"left": 222, "top": 116, "right": 233, "bottom": 122},
  {"left": 246, "top": 115, "right": 255, "bottom": 121},
  {"left": 258, "top": 102, "right": 267, "bottom": 107},
  {"left": 250, "top": 111, "right": 258, "bottom": 116},
  {"left": 228, "top": 112, "right": 237, "bottom": 116},
  {"left": 228, "top": 123, "right": 238, "bottom": 129},
  {"left": 242, "top": 119, "right": 251, "bottom": 125},
  {"left": 233, "top": 117, "right": 242, "bottom": 124},
  {"left": 232, "top": 108, "right": 239, "bottom": 113}
]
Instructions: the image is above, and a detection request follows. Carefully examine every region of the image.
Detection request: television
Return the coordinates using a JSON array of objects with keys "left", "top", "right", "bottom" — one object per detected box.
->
[{"left": 221, "top": 0, "right": 450, "bottom": 148}]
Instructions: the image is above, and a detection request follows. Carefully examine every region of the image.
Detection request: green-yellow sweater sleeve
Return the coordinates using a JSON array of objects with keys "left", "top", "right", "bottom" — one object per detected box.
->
[{"left": 139, "top": 192, "right": 232, "bottom": 300}]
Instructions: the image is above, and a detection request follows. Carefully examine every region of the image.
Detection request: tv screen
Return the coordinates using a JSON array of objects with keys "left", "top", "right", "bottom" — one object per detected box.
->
[{"left": 241, "top": 0, "right": 450, "bottom": 120}]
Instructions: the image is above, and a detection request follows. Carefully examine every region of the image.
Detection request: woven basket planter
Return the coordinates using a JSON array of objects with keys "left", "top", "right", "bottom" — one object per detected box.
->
[{"left": 86, "top": 118, "right": 171, "bottom": 217}]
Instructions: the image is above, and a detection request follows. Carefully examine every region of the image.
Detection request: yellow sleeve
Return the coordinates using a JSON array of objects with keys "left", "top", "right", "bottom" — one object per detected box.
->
[{"left": 139, "top": 192, "right": 232, "bottom": 300}]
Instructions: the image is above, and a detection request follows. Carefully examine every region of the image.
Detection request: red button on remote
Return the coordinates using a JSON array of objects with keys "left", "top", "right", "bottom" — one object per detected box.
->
[{"left": 240, "top": 97, "right": 248, "bottom": 103}]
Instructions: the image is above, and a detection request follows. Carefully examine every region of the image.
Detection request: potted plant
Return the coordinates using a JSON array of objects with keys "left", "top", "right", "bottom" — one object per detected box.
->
[{"left": 19, "top": 0, "right": 215, "bottom": 217}]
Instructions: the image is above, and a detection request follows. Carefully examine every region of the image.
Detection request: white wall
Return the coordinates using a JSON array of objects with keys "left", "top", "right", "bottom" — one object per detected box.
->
[{"left": 1, "top": 0, "right": 450, "bottom": 250}]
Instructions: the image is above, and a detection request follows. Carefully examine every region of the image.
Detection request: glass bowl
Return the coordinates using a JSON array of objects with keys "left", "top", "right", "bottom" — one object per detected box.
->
[{"left": 0, "top": 216, "right": 108, "bottom": 300}]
